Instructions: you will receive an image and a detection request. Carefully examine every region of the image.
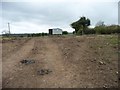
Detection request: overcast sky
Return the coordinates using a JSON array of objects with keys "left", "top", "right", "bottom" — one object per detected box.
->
[{"left": 0, "top": 0, "right": 119, "bottom": 34}]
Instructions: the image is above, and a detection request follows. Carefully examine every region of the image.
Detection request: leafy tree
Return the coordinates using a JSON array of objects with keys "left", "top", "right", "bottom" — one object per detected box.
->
[
  {"left": 84, "top": 28, "right": 96, "bottom": 34},
  {"left": 71, "top": 21, "right": 82, "bottom": 33},
  {"left": 70, "top": 16, "right": 90, "bottom": 34},
  {"left": 76, "top": 29, "right": 82, "bottom": 35}
]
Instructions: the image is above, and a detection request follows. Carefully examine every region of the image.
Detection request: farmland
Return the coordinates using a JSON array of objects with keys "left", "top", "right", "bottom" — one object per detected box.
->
[{"left": 1, "top": 35, "right": 118, "bottom": 88}]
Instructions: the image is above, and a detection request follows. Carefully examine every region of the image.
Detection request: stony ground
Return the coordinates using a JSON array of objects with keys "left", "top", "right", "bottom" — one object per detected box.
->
[{"left": 1, "top": 35, "right": 119, "bottom": 88}]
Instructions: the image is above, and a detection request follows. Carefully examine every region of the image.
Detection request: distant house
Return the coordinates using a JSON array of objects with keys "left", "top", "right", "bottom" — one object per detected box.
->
[{"left": 49, "top": 28, "right": 62, "bottom": 35}]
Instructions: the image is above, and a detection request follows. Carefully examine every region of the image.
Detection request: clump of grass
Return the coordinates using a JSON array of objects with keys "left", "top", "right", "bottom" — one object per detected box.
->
[
  {"left": 106, "top": 35, "right": 118, "bottom": 45},
  {"left": 2, "top": 37, "right": 12, "bottom": 40}
]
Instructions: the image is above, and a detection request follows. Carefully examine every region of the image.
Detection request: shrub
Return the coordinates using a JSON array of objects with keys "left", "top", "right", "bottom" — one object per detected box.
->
[
  {"left": 41, "top": 32, "right": 45, "bottom": 36},
  {"left": 62, "top": 31, "right": 68, "bottom": 35},
  {"left": 95, "top": 25, "right": 120, "bottom": 34},
  {"left": 84, "top": 28, "right": 96, "bottom": 34},
  {"left": 44, "top": 33, "right": 48, "bottom": 36},
  {"left": 73, "top": 31, "right": 75, "bottom": 34}
]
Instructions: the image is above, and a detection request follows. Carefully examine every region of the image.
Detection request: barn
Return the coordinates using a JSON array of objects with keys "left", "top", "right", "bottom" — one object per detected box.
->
[{"left": 49, "top": 28, "right": 62, "bottom": 35}]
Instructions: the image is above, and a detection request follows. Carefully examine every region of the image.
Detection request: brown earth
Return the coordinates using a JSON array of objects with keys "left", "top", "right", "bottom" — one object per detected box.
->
[{"left": 2, "top": 35, "right": 119, "bottom": 88}]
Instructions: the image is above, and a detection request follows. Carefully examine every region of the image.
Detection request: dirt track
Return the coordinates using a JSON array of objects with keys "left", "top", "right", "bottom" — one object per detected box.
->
[{"left": 2, "top": 35, "right": 118, "bottom": 88}]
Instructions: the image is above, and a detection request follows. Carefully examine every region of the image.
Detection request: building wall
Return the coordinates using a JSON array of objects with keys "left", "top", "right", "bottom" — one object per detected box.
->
[
  {"left": 49, "top": 29, "right": 53, "bottom": 35},
  {"left": 52, "top": 28, "right": 62, "bottom": 35}
]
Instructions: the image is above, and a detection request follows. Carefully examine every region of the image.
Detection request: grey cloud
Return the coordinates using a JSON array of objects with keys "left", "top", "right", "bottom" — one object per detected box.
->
[
  {"left": 1, "top": 1, "right": 118, "bottom": 33},
  {"left": 2, "top": 2, "right": 75, "bottom": 26}
]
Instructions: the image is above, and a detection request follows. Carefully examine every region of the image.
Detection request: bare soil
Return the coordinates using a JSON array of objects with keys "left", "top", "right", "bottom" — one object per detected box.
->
[{"left": 2, "top": 35, "right": 118, "bottom": 88}]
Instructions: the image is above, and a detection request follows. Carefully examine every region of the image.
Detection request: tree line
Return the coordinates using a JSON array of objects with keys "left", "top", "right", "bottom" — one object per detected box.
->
[
  {"left": 28, "top": 33, "right": 48, "bottom": 37},
  {"left": 70, "top": 16, "right": 120, "bottom": 35}
]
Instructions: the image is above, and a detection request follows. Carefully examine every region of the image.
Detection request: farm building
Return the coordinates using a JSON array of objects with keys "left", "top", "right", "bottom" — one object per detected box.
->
[{"left": 49, "top": 28, "right": 62, "bottom": 35}]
